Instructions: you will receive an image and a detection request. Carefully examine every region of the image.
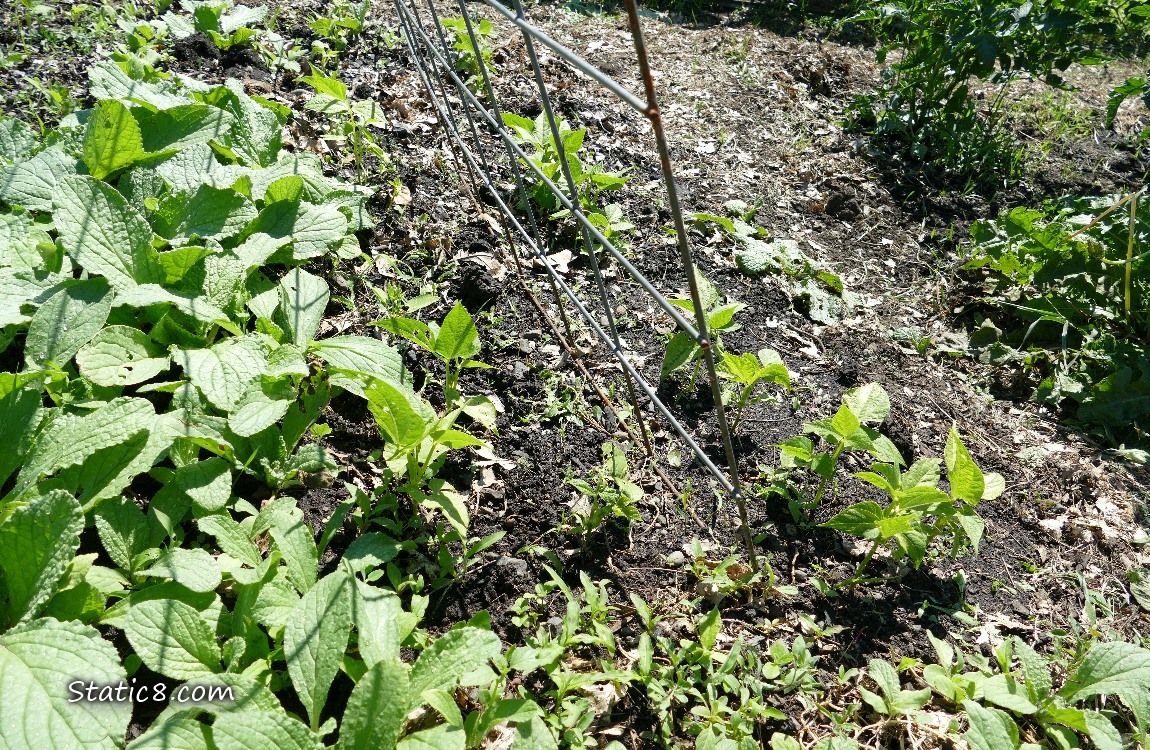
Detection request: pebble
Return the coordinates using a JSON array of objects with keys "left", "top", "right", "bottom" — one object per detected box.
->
[{"left": 665, "top": 550, "right": 687, "bottom": 568}]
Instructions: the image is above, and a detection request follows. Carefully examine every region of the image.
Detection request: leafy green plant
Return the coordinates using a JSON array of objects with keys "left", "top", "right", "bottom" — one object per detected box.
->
[
  {"left": 961, "top": 191, "right": 1149, "bottom": 442},
  {"left": 846, "top": 0, "right": 1112, "bottom": 182},
  {"left": 716, "top": 348, "right": 791, "bottom": 432},
  {"left": 160, "top": 0, "right": 268, "bottom": 51},
  {"left": 301, "top": 68, "right": 387, "bottom": 181},
  {"left": 308, "top": 0, "right": 369, "bottom": 64},
  {"left": 661, "top": 272, "right": 743, "bottom": 382},
  {"left": 501, "top": 111, "right": 631, "bottom": 233},
  {"left": 441, "top": 16, "right": 496, "bottom": 92},
  {"left": 561, "top": 442, "right": 643, "bottom": 548},
  {"left": 374, "top": 300, "right": 499, "bottom": 429},
  {"left": 1107, "top": 64, "right": 1150, "bottom": 147}
]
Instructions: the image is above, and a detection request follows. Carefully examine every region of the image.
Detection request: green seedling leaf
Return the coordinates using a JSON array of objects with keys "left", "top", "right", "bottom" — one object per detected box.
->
[
  {"left": 83, "top": 99, "right": 150, "bottom": 180},
  {"left": 263, "top": 502, "right": 318, "bottom": 594},
  {"left": 124, "top": 598, "right": 222, "bottom": 679},
  {"left": 54, "top": 175, "right": 164, "bottom": 289},
  {"left": 285, "top": 568, "right": 353, "bottom": 729},
  {"left": 76, "top": 325, "right": 170, "bottom": 387},
  {"left": 337, "top": 658, "right": 410, "bottom": 750},
  {"left": 409, "top": 626, "right": 502, "bottom": 697},
  {"left": 25, "top": 278, "right": 113, "bottom": 368},
  {"left": 211, "top": 711, "right": 322, "bottom": 750},
  {"left": 434, "top": 301, "right": 482, "bottom": 362},
  {"left": 661, "top": 330, "right": 698, "bottom": 378},
  {"left": 343, "top": 533, "right": 401, "bottom": 574},
  {"left": 0, "top": 618, "right": 131, "bottom": 750},
  {"left": 0, "top": 490, "right": 84, "bottom": 624},
  {"left": 364, "top": 377, "right": 435, "bottom": 447},
  {"left": 821, "top": 501, "right": 883, "bottom": 539},
  {"left": 354, "top": 581, "right": 410, "bottom": 666},
  {"left": 981, "top": 674, "right": 1038, "bottom": 714},
  {"left": 843, "top": 383, "right": 890, "bottom": 423},
  {"left": 139, "top": 547, "right": 221, "bottom": 594},
  {"left": 945, "top": 425, "right": 984, "bottom": 504}
]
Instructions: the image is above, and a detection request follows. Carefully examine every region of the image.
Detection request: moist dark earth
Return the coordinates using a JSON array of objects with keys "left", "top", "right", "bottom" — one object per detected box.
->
[{"left": 4, "top": 0, "right": 1149, "bottom": 743}]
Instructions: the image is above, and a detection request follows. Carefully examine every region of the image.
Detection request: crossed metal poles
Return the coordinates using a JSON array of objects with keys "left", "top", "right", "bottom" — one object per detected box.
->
[{"left": 392, "top": 0, "right": 758, "bottom": 567}]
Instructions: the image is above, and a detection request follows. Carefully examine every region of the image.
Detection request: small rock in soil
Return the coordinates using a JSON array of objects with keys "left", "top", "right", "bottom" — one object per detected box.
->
[
  {"left": 495, "top": 555, "right": 528, "bottom": 580},
  {"left": 665, "top": 550, "right": 686, "bottom": 568}
]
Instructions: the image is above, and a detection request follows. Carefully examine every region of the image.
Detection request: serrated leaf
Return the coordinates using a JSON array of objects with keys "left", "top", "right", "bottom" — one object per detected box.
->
[
  {"left": 276, "top": 268, "right": 329, "bottom": 348},
  {"left": 153, "top": 184, "right": 257, "bottom": 242},
  {"left": 0, "top": 618, "right": 131, "bottom": 750},
  {"left": 511, "top": 717, "right": 557, "bottom": 750},
  {"left": 83, "top": 99, "right": 149, "bottom": 180},
  {"left": 337, "top": 658, "right": 410, "bottom": 750},
  {"left": 211, "top": 711, "right": 321, "bottom": 750},
  {"left": 139, "top": 548, "right": 222, "bottom": 594},
  {"left": 0, "top": 147, "right": 80, "bottom": 211},
  {"left": 250, "top": 200, "right": 348, "bottom": 260},
  {"left": 177, "top": 334, "right": 269, "bottom": 411},
  {"left": 124, "top": 598, "right": 222, "bottom": 679},
  {"left": 409, "top": 627, "right": 502, "bottom": 697},
  {"left": 54, "top": 175, "right": 164, "bottom": 289},
  {"left": 24, "top": 277, "right": 113, "bottom": 368},
  {"left": 18, "top": 397, "right": 155, "bottom": 493},
  {"left": 76, "top": 325, "right": 170, "bottom": 387},
  {"left": 1062, "top": 641, "right": 1150, "bottom": 727},
  {"left": 284, "top": 569, "right": 353, "bottom": 729},
  {"left": 0, "top": 490, "right": 84, "bottom": 624}
]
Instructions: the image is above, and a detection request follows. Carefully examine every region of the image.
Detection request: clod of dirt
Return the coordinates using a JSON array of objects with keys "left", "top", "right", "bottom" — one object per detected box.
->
[
  {"left": 221, "top": 45, "right": 271, "bottom": 81},
  {"left": 169, "top": 32, "right": 221, "bottom": 66},
  {"left": 457, "top": 253, "right": 502, "bottom": 310},
  {"left": 825, "top": 190, "right": 862, "bottom": 219}
]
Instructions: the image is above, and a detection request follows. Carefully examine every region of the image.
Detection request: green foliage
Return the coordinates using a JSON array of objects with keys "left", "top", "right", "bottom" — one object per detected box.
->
[
  {"left": 562, "top": 442, "right": 643, "bottom": 547},
  {"left": 441, "top": 17, "right": 496, "bottom": 91},
  {"left": 661, "top": 272, "right": 743, "bottom": 381},
  {"left": 301, "top": 68, "right": 388, "bottom": 181},
  {"left": 1107, "top": 64, "right": 1150, "bottom": 146},
  {"left": 308, "top": 0, "right": 370, "bottom": 65},
  {"left": 717, "top": 348, "right": 791, "bottom": 432},
  {"left": 847, "top": 0, "right": 1114, "bottom": 182},
  {"left": 962, "top": 192, "right": 1149, "bottom": 443},
  {"left": 501, "top": 111, "right": 632, "bottom": 244}
]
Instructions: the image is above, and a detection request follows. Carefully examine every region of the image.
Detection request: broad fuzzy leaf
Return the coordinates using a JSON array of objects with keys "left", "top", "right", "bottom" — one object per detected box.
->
[
  {"left": 337, "top": 658, "right": 410, "bottom": 750},
  {"left": 0, "top": 618, "right": 131, "bottom": 750},
  {"left": 83, "top": 99, "right": 149, "bottom": 180},
  {"left": 276, "top": 268, "right": 329, "bottom": 348},
  {"left": 124, "top": 598, "right": 222, "bottom": 679},
  {"left": 153, "top": 184, "right": 257, "bottom": 242},
  {"left": 177, "top": 334, "right": 269, "bottom": 411},
  {"left": 138, "top": 548, "right": 222, "bottom": 593},
  {"left": 24, "top": 278, "right": 113, "bottom": 368},
  {"left": 1062, "top": 641, "right": 1150, "bottom": 727},
  {"left": 409, "top": 626, "right": 502, "bottom": 697},
  {"left": 0, "top": 491, "right": 84, "bottom": 624},
  {"left": 284, "top": 569, "right": 353, "bottom": 728},
  {"left": 0, "top": 116, "right": 38, "bottom": 163},
  {"left": 311, "top": 336, "right": 406, "bottom": 396},
  {"left": 0, "top": 147, "right": 79, "bottom": 211},
  {"left": 211, "top": 711, "right": 321, "bottom": 750},
  {"left": 76, "top": 325, "right": 170, "bottom": 387},
  {"left": 54, "top": 175, "right": 164, "bottom": 289}
]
